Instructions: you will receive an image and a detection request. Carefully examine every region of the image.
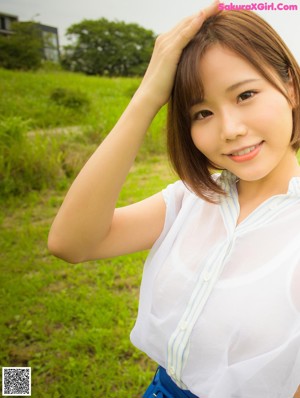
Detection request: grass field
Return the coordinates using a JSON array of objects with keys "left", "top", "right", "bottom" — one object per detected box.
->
[{"left": 0, "top": 68, "right": 176, "bottom": 397}]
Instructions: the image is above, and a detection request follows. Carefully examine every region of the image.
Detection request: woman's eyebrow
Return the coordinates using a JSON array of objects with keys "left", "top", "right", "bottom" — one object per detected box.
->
[
  {"left": 225, "top": 78, "right": 262, "bottom": 93},
  {"left": 190, "top": 78, "right": 262, "bottom": 108}
]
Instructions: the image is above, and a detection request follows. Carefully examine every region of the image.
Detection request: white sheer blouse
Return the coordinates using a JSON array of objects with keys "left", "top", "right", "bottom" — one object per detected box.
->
[{"left": 130, "top": 171, "right": 300, "bottom": 398}]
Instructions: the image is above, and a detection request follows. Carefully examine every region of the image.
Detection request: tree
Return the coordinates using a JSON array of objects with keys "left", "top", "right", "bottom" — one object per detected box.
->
[
  {"left": 61, "top": 18, "right": 156, "bottom": 76},
  {"left": 0, "top": 22, "right": 43, "bottom": 70}
]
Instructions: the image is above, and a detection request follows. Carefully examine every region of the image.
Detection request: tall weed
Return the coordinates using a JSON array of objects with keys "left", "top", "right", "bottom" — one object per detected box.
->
[{"left": 0, "top": 117, "right": 63, "bottom": 196}]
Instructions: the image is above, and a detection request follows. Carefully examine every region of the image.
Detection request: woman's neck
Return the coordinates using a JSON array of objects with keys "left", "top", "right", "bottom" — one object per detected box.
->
[
  {"left": 238, "top": 153, "right": 300, "bottom": 198},
  {"left": 236, "top": 152, "right": 300, "bottom": 224}
]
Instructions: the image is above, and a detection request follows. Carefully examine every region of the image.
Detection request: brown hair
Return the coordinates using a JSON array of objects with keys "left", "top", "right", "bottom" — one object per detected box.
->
[{"left": 167, "top": 10, "right": 300, "bottom": 202}]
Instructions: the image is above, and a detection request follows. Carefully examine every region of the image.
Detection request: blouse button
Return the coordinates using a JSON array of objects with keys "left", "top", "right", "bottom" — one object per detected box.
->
[
  {"left": 169, "top": 366, "right": 176, "bottom": 376},
  {"left": 269, "top": 202, "right": 277, "bottom": 210},
  {"left": 203, "top": 271, "right": 212, "bottom": 282},
  {"left": 180, "top": 321, "right": 188, "bottom": 331}
]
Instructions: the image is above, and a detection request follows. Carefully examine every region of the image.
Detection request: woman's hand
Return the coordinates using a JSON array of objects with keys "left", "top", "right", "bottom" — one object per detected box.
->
[{"left": 136, "top": 0, "right": 220, "bottom": 110}]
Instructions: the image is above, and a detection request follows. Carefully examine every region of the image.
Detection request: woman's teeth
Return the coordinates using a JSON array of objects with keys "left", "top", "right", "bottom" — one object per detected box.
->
[{"left": 231, "top": 145, "right": 257, "bottom": 156}]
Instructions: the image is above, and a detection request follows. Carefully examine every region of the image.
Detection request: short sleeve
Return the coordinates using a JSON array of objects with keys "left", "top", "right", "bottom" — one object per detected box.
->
[
  {"left": 161, "top": 180, "right": 191, "bottom": 235},
  {"left": 146, "top": 180, "right": 193, "bottom": 256}
]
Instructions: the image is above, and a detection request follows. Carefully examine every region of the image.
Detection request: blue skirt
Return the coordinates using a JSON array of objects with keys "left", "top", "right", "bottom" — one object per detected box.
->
[{"left": 143, "top": 367, "right": 198, "bottom": 398}]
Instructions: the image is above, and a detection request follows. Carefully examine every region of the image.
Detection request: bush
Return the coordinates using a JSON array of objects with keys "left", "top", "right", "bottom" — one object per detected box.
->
[
  {"left": 0, "top": 117, "right": 63, "bottom": 196},
  {"left": 40, "top": 60, "right": 63, "bottom": 72},
  {"left": 50, "top": 87, "right": 90, "bottom": 110},
  {"left": 0, "top": 116, "right": 28, "bottom": 145},
  {"left": 62, "top": 18, "right": 155, "bottom": 76},
  {"left": 0, "top": 22, "right": 43, "bottom": 70}
]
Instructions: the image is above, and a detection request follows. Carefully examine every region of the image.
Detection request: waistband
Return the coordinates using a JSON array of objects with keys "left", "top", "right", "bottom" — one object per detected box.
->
[{"left": 143, "top": 366, "right": 198, "bottom": 398}]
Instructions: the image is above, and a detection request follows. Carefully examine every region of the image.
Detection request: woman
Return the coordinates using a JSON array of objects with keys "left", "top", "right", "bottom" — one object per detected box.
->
[{"left": 48, "top": 1, "right": 300, "bottom": 396}]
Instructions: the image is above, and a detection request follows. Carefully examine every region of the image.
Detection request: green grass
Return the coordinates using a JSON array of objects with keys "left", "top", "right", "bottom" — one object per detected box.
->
[
  {"left": 0, "top": 68, "right": 175, "bottom": 397},
  {"left": 0, "top": 155, "right": 177, "bottom": 398},
  {"left": 0, "top": 68, "right": 167, "bottom": 197},
  {"left": 0, "top": 67, "right": 136, "bottom": 129},
  {"left": 0, "top": 68, "right": 166, "bottom": 149}
]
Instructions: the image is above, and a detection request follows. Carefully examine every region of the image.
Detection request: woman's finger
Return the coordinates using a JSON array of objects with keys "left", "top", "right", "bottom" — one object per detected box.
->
[
  {"left": 162, "top": 0, "right": 220, "bottom": 47},
  {"left": 175, "top": 0, "right": 220, "bottom": 45},
  {"left": 138, "top": 0, "right": 220, "bottom": 108}
]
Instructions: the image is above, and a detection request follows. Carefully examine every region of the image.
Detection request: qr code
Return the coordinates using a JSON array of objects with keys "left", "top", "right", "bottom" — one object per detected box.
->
[{"left": 2, "top": 367, "right": 31, "bottom": 396}]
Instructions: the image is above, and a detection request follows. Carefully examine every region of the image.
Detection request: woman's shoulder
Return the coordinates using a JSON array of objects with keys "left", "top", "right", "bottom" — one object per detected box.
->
[
  {"left": 162, "top": 179, "right": 197, "bottom": 207},
  {"left": 161, "top": 177, "right": 220, "bottom": 220},
  {"left": 162, "top": 173, "right": 223, "bottom": 202}
]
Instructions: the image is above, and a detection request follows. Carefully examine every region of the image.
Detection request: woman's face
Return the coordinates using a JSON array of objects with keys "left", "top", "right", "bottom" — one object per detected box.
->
[{"left": 190, "top": 44, "right": 295, "bottom": 184}]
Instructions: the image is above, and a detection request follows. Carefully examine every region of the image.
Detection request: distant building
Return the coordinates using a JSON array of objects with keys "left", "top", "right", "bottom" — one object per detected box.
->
[
  {"left": 37, "top": 23, "right": 60, "bottom": 63},
  {"left": 0, "top": 12, "right": 18, "bottom": 36},
  {"left": 0, "top": 12, "right": 60, "bottom": 63}
]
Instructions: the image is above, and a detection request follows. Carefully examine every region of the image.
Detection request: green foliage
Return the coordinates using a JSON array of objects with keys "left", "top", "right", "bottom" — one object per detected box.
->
[
  {"left": 40, "top": 60, "right": 63, "bottom": 72},
  {"left": 0, "top": 116, "right": 63, "bottom": 196},
  {"left": 0, "top": 115, "right": 28, "bottom": 145},
  {"left": 50, "top": 87, "right": 90, "bottom": 110},
  {"left": 0, "top": 22, "right": 43, "bottom": 70},
  {"left": 62, "top": 18, "right": 155, "bottom": 76}
]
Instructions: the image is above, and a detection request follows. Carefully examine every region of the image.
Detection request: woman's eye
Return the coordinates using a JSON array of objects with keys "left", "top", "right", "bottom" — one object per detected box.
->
[
  {"left": 193, "top": 110, "right": 212, "bottom": 120},
  {"left": 237, "top": 90, "right": 257, "bottom": 103}
]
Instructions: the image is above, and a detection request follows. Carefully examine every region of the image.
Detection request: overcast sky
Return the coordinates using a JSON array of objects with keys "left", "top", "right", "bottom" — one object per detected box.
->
[{"left": 0, "top": 0, "right": 299, "bottom": 61}]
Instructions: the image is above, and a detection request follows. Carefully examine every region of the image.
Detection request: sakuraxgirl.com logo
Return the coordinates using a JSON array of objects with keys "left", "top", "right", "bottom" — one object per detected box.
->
[{"left": 219, "top": 2, "right": 298, "bottom": 11}]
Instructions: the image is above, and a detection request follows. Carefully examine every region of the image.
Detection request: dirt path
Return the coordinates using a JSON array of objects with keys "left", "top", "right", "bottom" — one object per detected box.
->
[{"left": 27, "top": 125, "right": 82, "bottom": 137}]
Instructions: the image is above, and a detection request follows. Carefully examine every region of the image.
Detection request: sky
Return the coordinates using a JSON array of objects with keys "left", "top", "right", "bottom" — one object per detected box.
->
[{"left": 0, "top": 0, "right": 299, "bottom": 62}]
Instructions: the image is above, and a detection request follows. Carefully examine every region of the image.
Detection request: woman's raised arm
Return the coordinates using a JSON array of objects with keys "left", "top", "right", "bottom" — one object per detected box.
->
[
  {"left": 48, "top": 1, "right": 220, "bottom": 263},
  {"left": 294, "top": 386, "right": 300, "bottom": 398}
]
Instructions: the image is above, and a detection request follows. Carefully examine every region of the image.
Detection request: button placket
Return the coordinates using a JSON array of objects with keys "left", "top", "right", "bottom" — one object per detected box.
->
[{"left": 167, "top": 237, "right": 235, "bottom": 389}]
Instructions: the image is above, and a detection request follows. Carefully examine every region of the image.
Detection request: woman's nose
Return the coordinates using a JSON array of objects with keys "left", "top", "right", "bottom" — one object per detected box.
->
[{"left": 219, "top": 111, "right": 247, "bottom": 141}]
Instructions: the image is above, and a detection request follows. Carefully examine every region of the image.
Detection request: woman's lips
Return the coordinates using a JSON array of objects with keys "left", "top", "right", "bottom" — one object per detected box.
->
[{"left": 227, "top": 142, "right": 263, "bottom": 162}]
